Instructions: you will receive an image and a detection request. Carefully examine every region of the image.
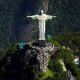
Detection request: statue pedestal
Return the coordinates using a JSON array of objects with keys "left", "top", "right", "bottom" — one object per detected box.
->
[{"left": 38, "top": 40, "right": 46, "bottom": 47}]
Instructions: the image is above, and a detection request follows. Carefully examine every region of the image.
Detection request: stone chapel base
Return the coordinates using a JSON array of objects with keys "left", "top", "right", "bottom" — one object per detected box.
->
[{"left": 38, "top": 40, "right": 46, "bottom": 47}]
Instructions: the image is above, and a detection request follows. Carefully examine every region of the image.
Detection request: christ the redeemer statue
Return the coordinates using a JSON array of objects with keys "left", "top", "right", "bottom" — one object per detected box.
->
[{"left": 27, "top": 10, "right": 56, "bottom": 46}]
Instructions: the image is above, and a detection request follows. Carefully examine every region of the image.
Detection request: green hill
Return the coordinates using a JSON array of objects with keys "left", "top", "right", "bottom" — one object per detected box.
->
[{"left": 0, "top": 32, "right": 80, "bottom": 80}]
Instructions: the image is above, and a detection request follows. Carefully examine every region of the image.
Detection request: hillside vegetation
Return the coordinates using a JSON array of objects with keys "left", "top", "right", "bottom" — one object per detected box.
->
[
  {"left": 0, "top": 0, "right": 80, "bottom": 56},
  {"left": 0, "top": 32, "right": 80, "bottom": 80}
]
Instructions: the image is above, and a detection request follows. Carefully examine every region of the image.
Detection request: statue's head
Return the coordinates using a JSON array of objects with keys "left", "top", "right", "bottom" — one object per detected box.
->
[{"left": 41, "top": 10, "right": 44, "bottom": 14}]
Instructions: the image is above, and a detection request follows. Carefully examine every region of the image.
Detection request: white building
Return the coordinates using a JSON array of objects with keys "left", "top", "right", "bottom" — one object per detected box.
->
[
  {"left": 59, "top": 59, "right": 67, "bottom": 71},
  {"left": 74, "top": 56, "right": 79, "bottom": 66}
]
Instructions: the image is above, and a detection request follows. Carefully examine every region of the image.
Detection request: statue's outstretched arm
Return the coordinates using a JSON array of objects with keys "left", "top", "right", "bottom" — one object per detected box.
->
[
  {"left": 46, "top": 15, "right": 56, "bottom": 20},
  {"left": 52, "top": 16, "right": 57, "bottom": 18},
  {"left": 27, "top": 15, "right": 38, "bottom": 19}
]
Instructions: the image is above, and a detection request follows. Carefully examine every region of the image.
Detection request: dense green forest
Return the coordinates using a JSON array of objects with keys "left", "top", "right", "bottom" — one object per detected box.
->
[
  {"left": 0, "top": 0, "right": 80, "bottom": 60},
  {"left": 0, "top": 32, "right": 80, "bottom": 80},
  {"left": 0, "top": 0, "right": 21, "bottom": 51},
  {"left": 0, "top": 0, "right": 80, "bottom": 80},
  {"left": 47, "top": 0, "right": 80, "bottom": 35},
  {"left": 53, "top": 32, "right": 80, "bottom": 55}
]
